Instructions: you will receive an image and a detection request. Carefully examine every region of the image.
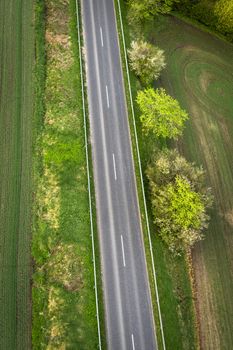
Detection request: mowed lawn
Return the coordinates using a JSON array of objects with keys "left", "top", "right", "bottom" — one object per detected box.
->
[
  {"left": 0, "top": 0, "right": 34, "bottom": 349},
  {"left": 152, "top": 15, "right": 233, "bottom": 349}
]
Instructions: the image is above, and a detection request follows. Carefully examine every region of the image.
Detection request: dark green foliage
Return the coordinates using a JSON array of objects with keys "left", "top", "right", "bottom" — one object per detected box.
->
[
  {"left": 127, "top": 0, "right": 180, "bottom": 24},
  {"left": 175, "top": 0, "right": 233, "bottom": 42}
]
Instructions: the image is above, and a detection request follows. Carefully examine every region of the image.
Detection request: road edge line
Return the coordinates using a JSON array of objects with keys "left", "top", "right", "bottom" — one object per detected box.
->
[
  {"left": 115, "top": 1, "right": 166, "bottom": 349},
  {"left": 75, "top": 1, "right": 102, "bottom": 348}
]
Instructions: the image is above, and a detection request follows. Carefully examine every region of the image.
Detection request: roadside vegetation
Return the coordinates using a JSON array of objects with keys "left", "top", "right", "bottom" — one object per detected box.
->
[
  {"left": 0, "top": 1, "right": 34, "bottom": 348},
  {"left": 32, "top": 0, "right": 103, "bottom": 348}
]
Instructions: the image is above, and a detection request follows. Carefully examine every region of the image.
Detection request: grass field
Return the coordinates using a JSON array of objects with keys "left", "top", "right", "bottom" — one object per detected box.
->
[
  {"left": 0, "top": 1, "right": 34, "bottom": 348},
  {"left": 32, "top": 0, "right": 105, "bottom": 348},
  {"left": 150, "top": 15, "right": 233, "bottom": 349}
]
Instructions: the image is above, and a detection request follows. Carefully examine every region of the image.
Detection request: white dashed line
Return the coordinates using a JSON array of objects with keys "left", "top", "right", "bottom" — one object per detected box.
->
[
  {"left": 121, "top": 235, "right": 126, "bottom": 267},
  {"left": 131, "top": 334, "right": 135, "bottom": 350},
  {"left": 100, "top": 26, "right": 104, "bottom": 47},
  {"left": 112, "top": 153, "right": 117, "bottom": 180},
  {"left": 106, "top": 85, "right": 110, "bottom": 108}
]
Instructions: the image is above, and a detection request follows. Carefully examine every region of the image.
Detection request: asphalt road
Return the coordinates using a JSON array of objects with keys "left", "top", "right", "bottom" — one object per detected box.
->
[{"left": 81, "top": 0, "right": 157, "bottom": 349}]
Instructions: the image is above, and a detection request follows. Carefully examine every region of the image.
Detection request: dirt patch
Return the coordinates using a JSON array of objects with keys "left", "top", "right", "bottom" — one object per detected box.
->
[
  {"left": 47, "top": 244, "right": 84, "bottom": 292},
  {"left": 46, "top": 30, "right": 70, "bottom": 49},
  {"left": 199, "top": 71, "right": 213, "bottom": 93},
  {"left": 224, "top": 209, "right": 233, "bottom": 227},
  {"left": 192, "top": 247, "right": 221, "bottom": 350}
]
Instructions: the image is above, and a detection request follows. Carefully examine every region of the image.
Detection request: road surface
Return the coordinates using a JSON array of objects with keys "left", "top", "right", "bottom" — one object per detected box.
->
[{"left": 81, "top": 0, "right": 157, "bottom": 349}]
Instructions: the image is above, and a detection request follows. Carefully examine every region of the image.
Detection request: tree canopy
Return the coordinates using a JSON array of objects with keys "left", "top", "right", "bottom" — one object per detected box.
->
[
  {"left": 147, "top": 149, "right": 213, "bottom": 254},
  {"left": 128, "top": 40, "right": 166, "bottom": 84},
  {"left": 175, "top": 0, "right": 233, "bottom": 42},
  {"left": 215, "top": 0, "right": 233, "bottom": 35},
  {"left": 128, "top": 0, "right": 180, "bottom": 24},
  {"left": 137, "top": 88, "right": 189, "bottom": 139}
]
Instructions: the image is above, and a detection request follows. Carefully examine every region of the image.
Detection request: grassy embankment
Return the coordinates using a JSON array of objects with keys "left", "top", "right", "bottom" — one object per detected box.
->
[
  {"left": 0, "top": 1, "right": 34, "bottom": 349},
  {"left": 114, "top": 1, "right": 198, "bottom": 349},
  {"left": 151, "top": 15, "right": 233, "bottom": 349},
  {"left": 32, "top": 0, "right": 105, "bottom": 348}
]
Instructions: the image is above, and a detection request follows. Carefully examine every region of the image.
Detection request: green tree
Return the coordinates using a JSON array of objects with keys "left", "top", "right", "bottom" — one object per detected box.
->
[
  {"left": 137, "top": 88, "right": 189, "bottom": 139},
  {"left": 215, "top": 0, "right": 233, "bottom": 35},
  {"left": 128, "top": 0, "right": 179, "bottom": 24},
  {"left": 128, "top": 40, "right": 166, "bottom": 84},
  {"left": 147, "top": 149, "right": 213, "bottom": 254}
]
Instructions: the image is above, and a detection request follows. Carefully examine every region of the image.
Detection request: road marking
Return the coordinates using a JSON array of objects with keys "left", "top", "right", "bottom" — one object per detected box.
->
[
  {"left": 121, "top": 235, "right": 126, "bottom": 267},
  {"left": 112, "top": 153, "right": 117, "bottom": 180},
  {"left": 100, "top": 26, "right": 104, "bottom": 47},
  {"left": 131, "top": 334, "right": 135, "bottom": 350},
  {"left": 106, "top": 85, "right": 110, "bottom": 108}
]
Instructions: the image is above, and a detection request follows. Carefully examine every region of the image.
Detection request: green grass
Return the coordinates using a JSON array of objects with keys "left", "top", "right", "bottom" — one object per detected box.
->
[
  {"left": 0, "top": 1, "right": 34, "bottom": 348},
  {"left": 149, "top": 15, "right": 233, "bottom": 349},
  {"left": 114, "top": 2, "right": 198, "bottom": 349},
  {"left": 32, "top": 0, "right": 105, "bottom": 348}
]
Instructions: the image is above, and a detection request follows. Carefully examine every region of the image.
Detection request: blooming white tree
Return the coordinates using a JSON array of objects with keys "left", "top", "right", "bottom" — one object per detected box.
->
[{"left": 128, "top": 40, "right": 166, "bottom": 84}]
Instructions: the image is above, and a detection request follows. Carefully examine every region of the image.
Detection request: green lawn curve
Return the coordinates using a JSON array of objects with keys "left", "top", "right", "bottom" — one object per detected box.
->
[{"left": 153, "top": 15, "right": 233, "bottom": 349}]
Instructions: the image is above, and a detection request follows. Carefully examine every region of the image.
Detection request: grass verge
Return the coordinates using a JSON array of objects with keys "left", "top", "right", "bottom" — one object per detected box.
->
[
  {"left": 113, "top": 1, "right": 198, "bottom": 349},
  {"left": 32, "top": 0, "right": 105, "bottom": 348}
]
